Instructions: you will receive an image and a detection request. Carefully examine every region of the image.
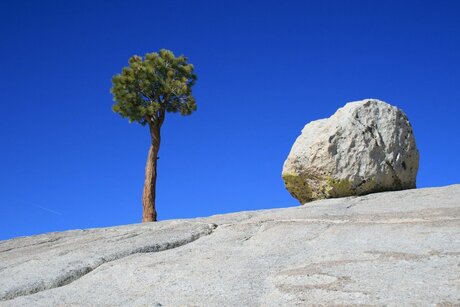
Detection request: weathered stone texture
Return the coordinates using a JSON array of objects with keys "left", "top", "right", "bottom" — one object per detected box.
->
[
  {"left": 282, "top": 99, "right": 419, "bottom": 203},
  {"left": 1, "top": 185, "right": 459, "bottom": 306}
]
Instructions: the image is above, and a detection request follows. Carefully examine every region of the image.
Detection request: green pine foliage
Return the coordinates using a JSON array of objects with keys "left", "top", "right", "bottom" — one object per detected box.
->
[{"left": 111, "top": 49, "right": 197, "bottom": 126}]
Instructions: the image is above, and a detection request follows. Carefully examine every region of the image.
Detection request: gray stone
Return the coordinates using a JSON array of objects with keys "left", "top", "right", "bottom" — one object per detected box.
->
[
  {"left": 1, "top": 185, "right": 459, "bottom": 306},
  {"left": 282, "top": 99, "right": 419, "bottom": 204},
  {"left": 0, "top": 221, "right": 216, "bottom": 302}
]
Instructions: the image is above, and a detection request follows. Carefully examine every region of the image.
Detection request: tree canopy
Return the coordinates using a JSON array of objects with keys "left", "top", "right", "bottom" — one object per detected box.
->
[{"left": 111, "top": 49, "right": 197, "bottom": 126}]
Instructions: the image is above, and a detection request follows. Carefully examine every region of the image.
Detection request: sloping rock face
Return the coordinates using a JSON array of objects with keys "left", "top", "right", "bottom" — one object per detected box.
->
[
  {"left": 282, "top": 99, "right": 419, "bottom": 204},
  {"left": 1, "top": 185, "right": 459, "bottom": 306}
]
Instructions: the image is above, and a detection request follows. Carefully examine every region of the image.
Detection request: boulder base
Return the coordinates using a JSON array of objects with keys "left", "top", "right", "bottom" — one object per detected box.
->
[{"left": 282, "top": 99, "right": 419, "bottom": 204}]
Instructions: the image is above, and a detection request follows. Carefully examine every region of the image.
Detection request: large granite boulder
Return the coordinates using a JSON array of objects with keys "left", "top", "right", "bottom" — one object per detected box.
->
[{"left": 282, "top": 99, "right": 419, "bottom": 204}]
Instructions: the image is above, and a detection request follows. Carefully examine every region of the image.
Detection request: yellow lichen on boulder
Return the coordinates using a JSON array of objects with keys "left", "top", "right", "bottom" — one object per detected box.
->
[
  {"left": 282, "top": 99, "right": 419, "bottom": 204},
  {"left": 324, "top": 178, "right": 354, "bottom": 198},
  {"left": 281, "top": 173, "right": 313, "bottom": 204}
]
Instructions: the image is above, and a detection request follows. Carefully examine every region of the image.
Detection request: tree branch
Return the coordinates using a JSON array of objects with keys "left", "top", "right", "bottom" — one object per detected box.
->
[{"left": 140, "top": 90, "right": 153, "bottom": 102}]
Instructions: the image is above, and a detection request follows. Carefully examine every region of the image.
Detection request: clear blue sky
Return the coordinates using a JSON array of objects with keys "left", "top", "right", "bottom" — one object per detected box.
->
[{"left": 1, "top": 0, "right": 459, "bottom": 240}]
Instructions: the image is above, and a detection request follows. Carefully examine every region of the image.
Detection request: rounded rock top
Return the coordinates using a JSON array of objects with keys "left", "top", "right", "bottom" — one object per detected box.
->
[{"left": 282, "top": 99, "right": 419, "bottom": 204}]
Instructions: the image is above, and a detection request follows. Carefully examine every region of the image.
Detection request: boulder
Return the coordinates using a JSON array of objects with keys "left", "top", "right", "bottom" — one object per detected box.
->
[{"left": 282, "top": 99, "right": 419, "bottom": 204}]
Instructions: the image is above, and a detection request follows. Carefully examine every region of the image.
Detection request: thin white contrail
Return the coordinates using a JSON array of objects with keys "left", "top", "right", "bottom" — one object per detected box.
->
[{"left": 33, "top": 204, "right": 63, "bottom": 216}]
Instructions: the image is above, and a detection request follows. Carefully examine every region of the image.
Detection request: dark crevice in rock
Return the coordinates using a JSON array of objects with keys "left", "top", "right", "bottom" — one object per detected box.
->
[
  {"left": 402, "top": 161, "right": 407, "bottom": 170},
  {"left": 354, "top": 116, "right": 386, "bottom": 149},
  {"left": 385, "top": 160, "right": 403, "bottom": 188},
  {"left": 354, "top": 179, "right": 367, "bottom": 190},
  {"left": 1, "top": 223, "right": 218, "bottom": 302}
]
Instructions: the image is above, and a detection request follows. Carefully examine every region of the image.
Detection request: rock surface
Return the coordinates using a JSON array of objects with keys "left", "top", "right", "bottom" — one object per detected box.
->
[
  {"left": 1, "top": 185, "right": 459, "bottom": 306},
  {"left": 282, "top": 99, "right": 419, "bottom": 204}
]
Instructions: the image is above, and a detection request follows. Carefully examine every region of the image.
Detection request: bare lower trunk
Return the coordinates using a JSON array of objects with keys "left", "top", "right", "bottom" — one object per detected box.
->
[{"left": 142, "top": 123, "right": 161, "bottom": 222}]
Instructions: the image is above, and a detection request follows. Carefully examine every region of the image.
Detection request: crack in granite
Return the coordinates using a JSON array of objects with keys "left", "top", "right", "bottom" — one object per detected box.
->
[{"left": 1, "top": 223, "right": 218, "bottom": 301}]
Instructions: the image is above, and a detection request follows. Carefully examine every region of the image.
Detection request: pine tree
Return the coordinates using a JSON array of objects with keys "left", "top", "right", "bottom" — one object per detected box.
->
[{"left": 111, "top": 49, "right": 197, "bottom": 222}]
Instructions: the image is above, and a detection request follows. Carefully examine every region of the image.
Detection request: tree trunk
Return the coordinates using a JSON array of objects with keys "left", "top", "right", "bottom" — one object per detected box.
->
[{"left": 142, "top": 122, "right": 161, "bottom": 222}]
